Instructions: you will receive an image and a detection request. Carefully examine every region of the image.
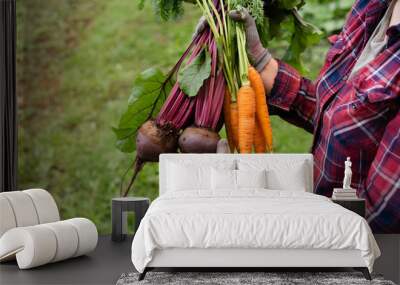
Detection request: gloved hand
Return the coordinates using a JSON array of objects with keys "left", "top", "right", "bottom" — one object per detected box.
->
[
  {"left": 192, "top": 16, "right": 208, "bottom": 39},
  {"left": 229, "top": 8, "right": 272, "bottom": 72}
]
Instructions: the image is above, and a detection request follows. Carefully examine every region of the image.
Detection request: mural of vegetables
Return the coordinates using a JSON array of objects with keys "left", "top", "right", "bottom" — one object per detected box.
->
[{"left": 113, "top": 0, "right": 321, "bottom": 196}]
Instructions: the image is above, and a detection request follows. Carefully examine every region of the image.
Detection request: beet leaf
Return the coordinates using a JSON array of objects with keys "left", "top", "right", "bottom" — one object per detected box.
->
[
  {"left": 178, "top": 48, "right": 212, "bottom": 97},
  {"left": 112, "top": 68, "right": 173, "bottom": 153}
]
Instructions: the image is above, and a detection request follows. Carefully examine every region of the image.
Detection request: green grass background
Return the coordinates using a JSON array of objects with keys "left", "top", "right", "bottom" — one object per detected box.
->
[{"left": 17, "top": 0, "right": 330, "bottom": 233}]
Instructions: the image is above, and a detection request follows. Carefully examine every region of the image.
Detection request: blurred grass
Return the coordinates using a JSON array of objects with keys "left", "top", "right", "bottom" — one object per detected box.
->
[{"left": 17, "top": 0, "right": 327, "bottom": 233}]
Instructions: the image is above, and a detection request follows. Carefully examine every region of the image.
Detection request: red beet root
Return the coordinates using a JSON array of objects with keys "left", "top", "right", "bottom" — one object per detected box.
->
[
  {"left": 136, "top": 120, "right": 178, "bottom": 162},
  {"left": 122, "top": 120, "right": 178, "bottom": 197},
  {"left": 122, "top": 2, "right": 225, "bottom": 197},
  {"left": 178, "top": 127, "right": 220, "bottom": 153}
]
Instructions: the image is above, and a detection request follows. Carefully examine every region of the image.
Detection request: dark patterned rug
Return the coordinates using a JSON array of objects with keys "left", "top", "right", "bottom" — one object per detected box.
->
[{"left": 116, "top": 271, "right": 395, "bottom": 285}]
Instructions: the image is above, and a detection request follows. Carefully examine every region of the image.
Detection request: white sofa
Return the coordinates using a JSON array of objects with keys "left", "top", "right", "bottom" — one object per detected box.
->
[{"left": 0, "top": 189, "right": 98, "bottom": 269}]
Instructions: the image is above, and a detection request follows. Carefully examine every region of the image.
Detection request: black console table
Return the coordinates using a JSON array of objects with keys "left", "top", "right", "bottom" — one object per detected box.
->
[{"left": 331, "top": 198, "right": 365, "bottom": 218}]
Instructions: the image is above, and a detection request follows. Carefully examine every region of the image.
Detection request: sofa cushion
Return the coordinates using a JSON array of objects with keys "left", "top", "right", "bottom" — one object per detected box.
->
[
  {"left": 0, "top": 189, "right": 97, "bottom": 269},
  {"left": 0, "top": 218, "right": 97, "bottom": 269},
  {"left": 0, "top": 196, "right": 17, "bottom": 237},
  {"left": 0, "top": 189, "right": 60, "bottom": 238},
  {"left": 0, "top": 191, "right": 39, "bottom": 228},
  {"left": 24, "top": 189, "right": 60, "bottom": 224}
]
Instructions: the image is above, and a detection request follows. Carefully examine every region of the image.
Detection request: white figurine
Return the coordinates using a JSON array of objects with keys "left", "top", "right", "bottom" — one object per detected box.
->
[{"left": 343, "top": 157, "right": 353, "bottom": 190}]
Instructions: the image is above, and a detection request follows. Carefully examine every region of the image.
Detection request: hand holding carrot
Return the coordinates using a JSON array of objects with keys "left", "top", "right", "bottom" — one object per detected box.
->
[{"left": 229, "top": 8, "right": 272, "bottom": 72}]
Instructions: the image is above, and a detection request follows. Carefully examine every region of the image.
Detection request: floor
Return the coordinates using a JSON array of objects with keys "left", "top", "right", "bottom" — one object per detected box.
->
[
  {"left": 0, "top": 235, "right": 134, "bottom": 285},
  {"left": 0, "top": 235, "right": 366, "bottom": 285},
  {"left": 1, "top": 235, "right": 398, "bottom": 285},
  {"left": 373, "top": 234, "right": 400, "bottom": 284}
]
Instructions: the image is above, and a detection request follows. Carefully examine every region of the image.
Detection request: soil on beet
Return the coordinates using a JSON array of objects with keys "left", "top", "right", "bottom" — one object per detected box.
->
[{"left": 136, "top": 120, "right": 178, "bottom": 162}]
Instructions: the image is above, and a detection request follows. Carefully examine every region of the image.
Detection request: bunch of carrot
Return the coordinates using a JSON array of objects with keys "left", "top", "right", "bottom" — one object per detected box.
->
[
  {"left": 198, "top": 0, "right": 273, "bottom": 154},
  {"left": 223, "top": 39, "right": 273, "bottom": 153},
  {"left": 200, "top": 0, "right": 272, "bottom": 154}
]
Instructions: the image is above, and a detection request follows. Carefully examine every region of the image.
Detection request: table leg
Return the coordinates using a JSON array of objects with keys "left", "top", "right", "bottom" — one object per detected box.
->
[
  {"left": 112, "top": 201, "right": 124, "bottom": 242},
  {"left": 134, "top": 202, "right": 149, "bottom": 234}
]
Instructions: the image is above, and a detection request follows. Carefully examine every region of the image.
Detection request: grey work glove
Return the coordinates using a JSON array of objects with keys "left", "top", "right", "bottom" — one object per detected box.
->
[
  {"left": 229, "top": 8, "right": 272, "bottom": 72},
  {"left": 192, "top": 16, "right": 208, "bottom": 39}
]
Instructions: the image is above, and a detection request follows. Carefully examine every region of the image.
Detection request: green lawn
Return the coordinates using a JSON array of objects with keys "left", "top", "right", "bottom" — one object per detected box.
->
[{"left": 17, "top": 0, "right": 326, "bottom": 234}]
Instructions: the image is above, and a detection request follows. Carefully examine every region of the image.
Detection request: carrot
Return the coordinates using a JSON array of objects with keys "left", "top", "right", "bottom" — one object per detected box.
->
[
  {"left": 223, "top": 90, "right": 235, "bottom": 153},
  {"left": 237, "top": 85, "right": 256, "bottom": 153},
  {"left": 248, "top": 66, "right": 273, "bottom": 152},
  {"left": 230, "top": 102, "right": 239, "bottom": 152},
  {"left": 253, "top": 119, "right": 266, "bottom": 153}
]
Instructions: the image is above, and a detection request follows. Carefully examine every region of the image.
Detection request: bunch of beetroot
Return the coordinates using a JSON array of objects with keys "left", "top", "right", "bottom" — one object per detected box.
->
[
  {"left": 122, "top": 0, "right": 225, "bottom": 196},
  {"left": 179, "top": 38, "right": 225, "bottom": 153}
]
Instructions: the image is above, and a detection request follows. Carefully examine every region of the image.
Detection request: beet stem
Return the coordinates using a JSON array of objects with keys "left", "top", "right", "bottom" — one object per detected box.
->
[{"left": 123, "top": 158, "right": 145, "bottom": 197}]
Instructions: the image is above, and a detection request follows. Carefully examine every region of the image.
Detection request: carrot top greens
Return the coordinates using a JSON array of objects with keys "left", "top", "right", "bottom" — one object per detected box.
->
[{"left": 139, "top": 0, "right": 322, "bottom": 73}]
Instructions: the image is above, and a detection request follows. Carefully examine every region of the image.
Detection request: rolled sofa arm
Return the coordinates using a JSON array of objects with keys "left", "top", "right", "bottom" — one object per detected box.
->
[
  {"left": 0, "top": 189, "right": 60, "bottom": 236},
  {"left": 0, "top": 218, "right": 98, "bottom": 269}
]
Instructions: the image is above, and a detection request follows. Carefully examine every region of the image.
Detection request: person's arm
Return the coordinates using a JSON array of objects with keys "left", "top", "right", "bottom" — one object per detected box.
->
[
  {"left": 261, "top": 59, "right": 317, "bottom": 133},
  {"left": 364, "top": 110, "right": 400, "bottom": 233},
  {"left": 229, "top": 9, "right": 317, "bottom": 133}
]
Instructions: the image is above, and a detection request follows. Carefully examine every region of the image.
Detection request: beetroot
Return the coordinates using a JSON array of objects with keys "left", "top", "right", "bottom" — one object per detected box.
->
[
  {"left": 122, "top": 0, "right": 226, "bottom": 196},
  {"left": 122, "top": 120, "right": 178, "bottom": 197},
  {"left": 121, "top": 33, "right": 209, "bottom": 197},
  {"left": 178, "top": 127, "right": 220, "bottom": 153},
  {"left": 136, "top": 120, "right": 177, "bottom": 162},
  {"left": 177, "top": 38, "right": 226, "bottom": 154}
]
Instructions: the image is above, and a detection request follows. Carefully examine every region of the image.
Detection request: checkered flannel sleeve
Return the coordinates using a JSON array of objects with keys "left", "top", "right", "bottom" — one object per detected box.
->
[{"left": 268, "top": 60, "right": 316, "bottom": 133}]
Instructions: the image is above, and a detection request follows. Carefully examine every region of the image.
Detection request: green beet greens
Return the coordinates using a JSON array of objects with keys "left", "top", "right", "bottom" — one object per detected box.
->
[{"left": 140, "top": 0, "right": 322, "bottom": 74}]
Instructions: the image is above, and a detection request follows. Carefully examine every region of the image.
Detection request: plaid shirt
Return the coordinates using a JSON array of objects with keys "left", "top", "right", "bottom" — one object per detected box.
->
[{"left": 269, "top": 0, "right": 400, "bottom": 233}]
